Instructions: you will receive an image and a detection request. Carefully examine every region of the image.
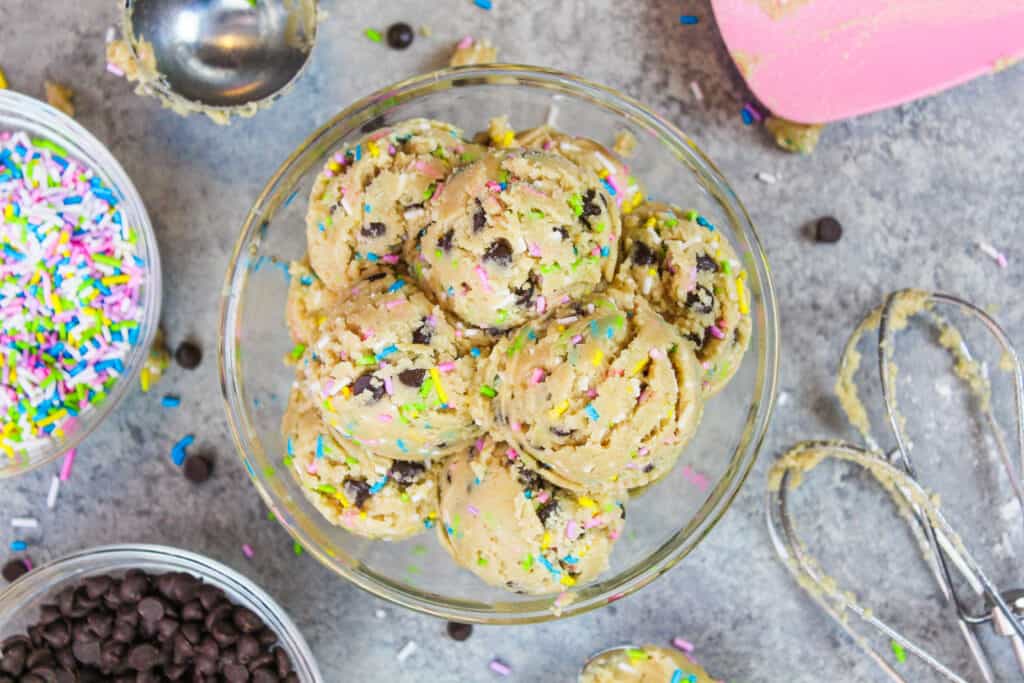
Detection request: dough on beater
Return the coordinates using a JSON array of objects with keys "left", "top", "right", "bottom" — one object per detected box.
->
[{"left": 437, "top": 438, "right": 626, "bottom": 594}]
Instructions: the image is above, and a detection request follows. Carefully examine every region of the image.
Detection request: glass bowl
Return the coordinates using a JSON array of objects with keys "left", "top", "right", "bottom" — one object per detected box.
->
[
  {"left": 219, "top": 65, "right": 779, "bottom": 624},
  {"left": 0, "top": 544, "right": 322, "bottom": 682},
  {"left": 0, "top": 90, "right": 162, "bottom": 479}
]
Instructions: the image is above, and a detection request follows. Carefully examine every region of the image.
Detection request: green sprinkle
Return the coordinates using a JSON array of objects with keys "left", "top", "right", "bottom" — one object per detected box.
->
[
  {"left": 593, "top": 221, "right": 606, "bottom": 233},
  {"left": 413, "top": 544, "right": 427, "bottom": 556},
  {"left": 477, "top": 556, "right": 488, "bottom": 566},
  {"left": 32, "top": 138, "right": 68, "bottom": 157},
  {"left": 267, "top": 511, "right": 276, "bottom": 521},
  {"left": 891, "top": 641, "right": 906, "bottom": 663},
  {"left": 293, "top": 541, "right": 304, "bottom": 556},
  {"left": 568, "top": 194, "right": 583, "bottom": 216},
  {"left": 365, "top": 28, "right": 382, "bottom": 42},
  {"left": 357, "top": 353, "right": 377, "bottom": 366},
  {"left": 521, "top": 554, "right": 534, "bottom": 570},
  {"left": 92, "top": 254, "right": 122, "bottom": 268},
  {"left": 289, "top": 343, "right": 306, "bottom": 360},
  {"left": 424, "top": 183, "right": 436, "bottom": 200},
  {"left": 683, "top": 209, "right": 699, "bottom": 222},
  {"left": 314, "top": 484, "right": 337, "bottom": 495},
  {"left": 262, "top": 466, "right": 275, "bottom": 477},
  {"left": 626, "top": 648, "right": 648, "bottom": 662},
  {"left": 479, "top": 385, "right": 497, "bottom": 398},
  {"left": 529, "top": 208, "right": 545, "bottom": 219}
]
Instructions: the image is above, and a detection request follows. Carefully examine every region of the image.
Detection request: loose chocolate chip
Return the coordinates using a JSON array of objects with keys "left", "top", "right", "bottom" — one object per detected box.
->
[
  {"left": 0, "top": 643, "right": 26, "bottom": 675},
  {"left": 174, "top": 341, "right": 202, "bottom": 370},
  {"left": 37, "top": 606, "right": 60, "bottom": 626},
  {"left": 120, "top": 570, "right": 150, "bottom": 604},
  {"left": 695, "top": 253, "right": 719, "bottom": 272},
  {"left": 685, "top": 284, "right": 715, "bottom": 315},
  {"left": 249, "top": 652, "right": 275, "bottom": 672},
  {"left": 252, "top": 668, "right": 279, "bottom": 683},
  {"left": 446, "top": 622, "right": 473, "bottom": 641},
  {"left": 386, "top": 22, "right": 414, "bottom": 49},
  {"left": 167, "top": 573, "right": 200, "bottom": 604},
  {"left": 181, "top": 601, "right": 204, "bottom": 622},
  {"left": 205, "top": 603, "right": 233, "bottom": 631},
  {"left": 111, "top": 621, "right": 135, "bottom": 644},
  {"left": 388, "top": 461, "right": 426, "bottom": 486},
  {"left": 411, "top": 318, "right": 433, "bottom": 345},
  {"left": 483, "top": 238, "right": 513, "bottom": 266},
  {"left": 158, "top": 617, "right": 180, "bottom": 641},
  {"left": 472, "top": 201, "right": 487, "bottom": 233},
  {"left": 397, "top": 368, "right": 426, "bottom": 387},
  {"left": 360, "top": 222, "right": 387, "bottom": 238},
  {"left": 233, "top": 607, "right": 264, "bottom": 635},
  {"left": 436, "top": 228, "right": 455, "bottom": 252},
  {"left": 183, "top": 454, "right": 213, "bottom": 483},
  {"left": 195, "top": 654, "right": 218, "bottom": 675},
  {"left": 343, "top": 479, "right": 372, "bottom": 508},
  {"left": 211, "top": 618, "right": 239, "bottom": 648},
  {"left": 352, "top": 373, "right": 386, "bottom": 401},
  {"left": 2, "top": 558, "right": 28, "bottom": 583},
  {"left": 536, "top": 499, "right": 559, "bottom": 526},
  {"left": 631, "top": 241, "right": 657, "bottom": 266},
  {"left": 815, "top": 216, "right": 843, "bottom": 243}
]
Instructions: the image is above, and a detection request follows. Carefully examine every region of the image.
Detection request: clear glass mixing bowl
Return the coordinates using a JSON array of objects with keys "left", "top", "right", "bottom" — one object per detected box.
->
[
  {"left": 0, "top": 90, "right": 162, "bottom": 479},
  {"left": 219, "top": 65, "right": 779, "bottom": 624},
  {"left": 0, "top": 544, "right": 322, "bottom": 682}
]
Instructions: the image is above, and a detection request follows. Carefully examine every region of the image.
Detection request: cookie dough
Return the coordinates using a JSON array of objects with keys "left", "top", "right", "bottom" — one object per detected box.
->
[
  {"left": 612, "top": 202, "right": 752, "bottom": 396},
  {"left": 298, "top": 271, "right": 484, "bottom": 461},
  {"left": 307, "top": 118, "right": 482, "bottom": 292},
  {"left": 282, "top": 388, "right": 439, "bottom": 540},
  {"left": 285, "top": 259, "right": 343, "bottom": 345},
  {"left": 437, "top": 438, "right": 626, "bottom": 594},
  {"left": 579, "top": 646, "right": 716, "bottom": 683},
  {"left": 476, "top": 297, "right": 704, "bottom": 491},
  {"left": 407, "top": 148, "right": 619, "bottom": 330}
]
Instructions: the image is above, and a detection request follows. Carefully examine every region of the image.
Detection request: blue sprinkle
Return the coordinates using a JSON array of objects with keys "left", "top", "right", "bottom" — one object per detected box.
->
[
  {"left": 423, "top": 519, "right": 435, "bottom": 529},
  {"left": 376, "top": 344, "right": 398, "bottom": 361},
  {"left": 696, "top": 215, "right": 716, "bottom": 231},
  {"left": 679, "top": 14, "right": 699, "bottom": 24},
  {"left": 670, "top": 671, "right": 683, "bottom": 683},
  {"left": 600, "top": 178, "right": 617, "bottom": 196},
  {"left": 170, "top": 434, "right": 195, "bottom": 466},
  {"left": 369, "top": 476, "right": 389, "bottom": 494},
  {"left": 600, "top": 246, "right": 610, "bottom": 258},
  {"left": 387, "top": 279, "right": 406, "bottom": 293},
  {"left": 316, "top": 434, "right": 324, "bottom": 459},
  {"left": 245, "top": 459, "right": 255, "bottom": 477},
  {"left": 284, "top": 189, "right": 299, "bottom": 207},
  {"left": 287, "top": 437, "right": 294, "bottom": 456},
  {"left": 366, "top": 252, "right": 380, "bottom": 262},
  {"left": 474, "top": 0, "right": 492, "bottom": 8},
  {"left": 318, "top": 222, "right": 326, "bottom": 233},
  {"left": 161, "top": 395, "right": 181, "bottom": 408},
  {"left": 275, "top": 261, "right": 291, "bottom": 281},
  {"left": 741, "top": 108, "right": 754, "bottom": 126},
  {"left": 300, "top": 275, "right": 314, "bottom": 286},
  {"left": 397, "top": 439, "right": 409, "bottom": 453},
  {"left": 470, "top": 347, "right": 481, "bottom": 357},
  {"left": 537, "top": 554, "right": 560, "bottom": 575},
  {"left": 606, "top": 326, "right": 614, "bottom": 339},
  {"left": 562, "top": 555, "right": 578, "bottom": 564},
  {"left": 9, "top": 540, "right": 27, "bottom": 552},
  {"left": 355, "top": 145, "right": 362, "bottom": 161},
  {"left": 524, "top": 490, "right": 533, "bottom": 499},
  {"left": 62, "top": 196, "right": 83, "bottom": 205},
  {"left": 585, "top": 404, "right": 600, "bottom": 421},
  {"left": 364, "top": 203, "right": 372, "bottom": 213},
  {"left": 589, "top": 320, "right": 599, "bottom": 336}
]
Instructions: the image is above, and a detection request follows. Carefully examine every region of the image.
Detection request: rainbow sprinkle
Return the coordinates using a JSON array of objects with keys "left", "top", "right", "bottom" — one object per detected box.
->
[{"left": 0, "top": 131, "right": 147, "bottom": 459}]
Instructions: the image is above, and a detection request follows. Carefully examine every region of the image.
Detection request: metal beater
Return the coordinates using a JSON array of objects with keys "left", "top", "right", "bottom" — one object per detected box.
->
[{"left": 767, "top": 289, "right": 1024, "bottom": 681}]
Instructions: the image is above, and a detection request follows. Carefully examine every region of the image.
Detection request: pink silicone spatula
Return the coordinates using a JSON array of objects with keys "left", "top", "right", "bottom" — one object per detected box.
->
[{"left": 711, "top": 0, "right": 1024, "bottom": 123}]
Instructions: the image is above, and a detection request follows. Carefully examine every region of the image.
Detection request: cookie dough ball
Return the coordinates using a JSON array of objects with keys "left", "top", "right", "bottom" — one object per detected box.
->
[
  {"left": 306, "top": 118, "right": 482, "bottom": 292},
  {"left": 437, "top": 439, "right": 626, "bottom": 595},
  {"left": 407, "top": 149, "right": 619, "bottom": 331},
  {"left": 300, "top": 271, "right": 485, "bottom": 461},
  {"left": 579, "top": 645, "right": 717, "bottom": 683},
  {"left": 515, "top": 125, "right": 644, "bottom": 214},
  {"left": 612, "top": 202, "right": 752, "bottom": 396},
  {"left": 282, "top": 388, "right": 439, "bottom": 540},
  {"left": 286, "top": 259, "right": 343, "bottom": 345},
  {"left": 477, "top": 297, "right": 704, "bottom": 492}
]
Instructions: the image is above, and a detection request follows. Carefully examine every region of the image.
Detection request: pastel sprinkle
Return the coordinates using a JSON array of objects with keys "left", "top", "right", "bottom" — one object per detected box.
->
[
  {"left": 530, "top": 367, "right": 546, "bottom": 384},
  {"left": 671, "top": 670, "right": 683, "bottom": 683},
  {"left": 474, "top": 0, "right": 493, "bottom": 9},
  {"left": 10, "top": 540, "right": 27, "bottom": 551},
  {"left": 488, "top": 659, "right": 510, "bottom": 676},
  {"left": 479, "top": 384, "right": 497, "bottom": 398},
  {"left": 387, "top": 279, "right": 406, "bottom": 293},
  {"left": 672, "top": 637, "right": 695, "bottom": 653},
  {"left": 46, "top": 476, "right": 60, "bottom": 509},
  {"left": 365, "top": 28, "right": 383, "bottom": 42},
  {"left": 161, "top": 394, "right": 181, "bottom": 408},
  {"left": 891, "top": 640, "right": 907, "bottom": 663},
  {"left": 10, "top": 517, "right": 38, "bottom": 528},
  {"left": 241, "top": 544, "right": 254, "bottom": 559},
  {"left": 679, "top": 14, "right": 699, "bottom": 24},
  {"left": 170, "top": 435, "right": 194, "bottom": 466},
  {"left": 584, "top": 403, "right": 600, "bottom": 421},
  {"left": 59, "top": 448, "right": 76, "bottom": 481}
]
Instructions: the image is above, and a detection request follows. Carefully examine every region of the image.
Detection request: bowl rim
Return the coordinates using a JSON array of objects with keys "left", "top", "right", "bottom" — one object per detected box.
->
[
  {"left": 218, "top": 63, "right": 780, "bottom": 624},
  {"left": 0, "top": 89, "right": 163, "bottom": 478},
  {"left": 0, "top": 543, "right": 322, "bottom": 682}
]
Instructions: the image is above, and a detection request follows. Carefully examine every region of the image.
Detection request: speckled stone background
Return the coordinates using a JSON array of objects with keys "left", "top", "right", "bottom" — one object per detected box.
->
[{"left": 2, "top": 1, "right": 1024, "bottom": 681}]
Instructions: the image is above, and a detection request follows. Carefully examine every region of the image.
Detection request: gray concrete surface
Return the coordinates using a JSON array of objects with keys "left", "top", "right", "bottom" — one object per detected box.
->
[{"left": 2, "top": 1, "right": 1024, "bottom": 680}]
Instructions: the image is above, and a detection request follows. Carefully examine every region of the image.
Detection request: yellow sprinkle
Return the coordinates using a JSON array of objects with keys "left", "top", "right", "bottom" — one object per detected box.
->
[
  {"left": 737, "top": 277, "right": 749, "bottom": 315},
  {"left": 591, "top": 350, "right": 603, "bottom": 366},
  {"left": 500, "top": 130, "right": 515, "bottom": 148},
  {"left": 0, "top": 67, "right": 6, "bottom": 90},
  {"left": 36, "top": 409, "right": 68, "bottom": 427},
  {"left": 577, "top": 496, "right": 597, "bottom": 510},
  {"left": 597, "top": 169, "right": 608, "bottom": 178},
  {"left": 541, "top": 531, "right": 552, "bottom": 549},
  {"left": 140, "top": 368, "right": 151, "bottom": 393},
  {"left": 1, "top": 442, "right": 13, "bottom": 460},
  {"left": 58, "top": 230, "right": 70, "bottom": 244},
  {"left": 359, "top": 511, "right": 367, "bottom": 519},
  {"left": 644, "top": 216, "right": 657, "bottom": 229},
  {"left": 430, "top": 366, "right": 448, "bottom": 404},
  {"left": 367, "top": 140, "right": 380, "bottom": 158},
  {"left": 336, "top": 490, "right": 352, "bottom": 507},
  {"left": 316, "top": 315, "right": 326, "bottom": 327},
  {"left": 341, "top": 386, "right": 352, "bottom": 399},
  {"left": 101, "top": 275, "right": 130, "bottom": 286},
  {"left": 328, "top": 161, "right": 342, "bottom": 173},
  {"left": 560, "top": 575, "right": 576, "bottom": 586},
  {"left": 631, "top": 358, "right": 649, "bottom": 376},
  {"left": 550, "top": 400, "right": 569, "bottom": 418}
]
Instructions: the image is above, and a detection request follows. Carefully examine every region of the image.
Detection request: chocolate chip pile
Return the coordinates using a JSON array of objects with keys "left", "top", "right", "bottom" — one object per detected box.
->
[{"left": 0, "top": 570, "right": 297, "bottom": 683}]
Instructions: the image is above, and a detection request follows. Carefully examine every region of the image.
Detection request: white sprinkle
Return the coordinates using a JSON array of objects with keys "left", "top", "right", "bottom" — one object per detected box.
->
[
  {"left": 976, "top": 240, "right": 1009, "bottom": 268},
  {"left": 375, "top": 609, "right": 388, "bottom": 619},
  {"left": 1000, "top": 499, "right": 1022, "bottom": 522},
  {"left": 755, "top": 172, "right": 778, "bottom": 184},
  {"left": 403, "top": 207, "right": 425, "bottom": 221},
  {"left": 105, "top": 26, "right": 116, "bottom": 43},
  {"left": 396, "top": 640, "right": 418, "bottom": 662},
  {"left": 46, "top": 476, "right": 60, "bottom": 509},
  {"left": 10, "top": 517, "right": 39, "bottom": 529},
  {"left": 777, "top": 390, "right": 791, "bottom": 406},
  {"left": 545, "top": 103, "right": 559, "bottom": 127},
  {"left": 689, "top": 80, "right": 704, "bottom": 102}
]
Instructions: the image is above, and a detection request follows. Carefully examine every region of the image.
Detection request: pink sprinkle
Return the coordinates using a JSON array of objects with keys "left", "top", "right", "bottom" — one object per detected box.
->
[
  {"left": 333, "top": 152, "right": 346, "bottom": 163},
  {"left": 743, "top": 102, "right": 763, "bottom": 122},
  {"left": 59, "top": 448, "right": 76, "bottom": 481},
  {"left": 536, "top": 490, "right": 550, "bottom": 503},
  {"left": 384, "top": 377, "right": 394, "bottom": 395},
  {"left": 565, "top": 520, "right": 579, "bottom": 539},
  {"left": 590, "top": 246, "right": 601, "bottom": 257},
  {"left": 106, "top": 63, "right": 125, "bottom": 77},
  {"left": 475, "top": 438, "right": 485, "bottom": 453},
  {"left": 388, "top": 145, "right": 397, "bottom": 155},
  {"left": 584, "top": 516, "right": 604, "bottom": 529},
  {"left": 306, "top": 461, "right": 318, "bottom": 474},
  {"left": 672, "top": 637, "right": 695, "bottom": 653},
  {"left": 506, "top": 447, "right": 518, "bottom": 460},
  {"left": 637, "top": 446, "right": 649, "bottom": 456},
  {"left": 649, "top": 347, "right": 663, "bottom": 360},
  {"left": 467, "top": 505, "right": 480, "bottom": 516},
  {"left": 378, "top": 414, "right": 393, "bottom": 423},
  {"left": 708, "top": 325, "right": 725, "bottom": 340},
  {"left": 528, "top": 242, "right": 542, "bottom": 257},
  {"left": 382, "top": 254, "right": 401, "bottom": 264},
  {"left": 242, "top": 544, "right": 255, "bottom": 559},
  {"left": 530, "top": 368, "right": 546, "bottom": 384},
  {"left": 560, "top": 295, "right": 570, "bottom": 304},
  {"left": 608, "top": 530, "right": 620, "bottom": 540},
  {"left": 489, "top": 659, "right": 511, "bottom": 677},
  {"left": 571, "top": 334, "right": 584, "bottom": 345},
  {"left": 22, "top": 557, "right": 33, "bottom": 571},
  {"left": 457, "top": 35, "right": 475, "bottom": 49},
  {"left": 474, "top": 265, "right": 494, "bottom": 293},
  {"left": 542, "top": 140, "right": 554, "bottom": 150},
  {"left": 438, "top": 361, "right": 456, "bottom": 373},
  {"left": 385, "top": 299, "right": 406, "bottom": 310},
  {"left": 509, "top": 420, "right": 521, "bottom": 432},
  {"left": 586, "top": 388, "right": 598, "bottom": 399},
  {"left": 682, "top": 465, "right": 709, "bottom": 492},
  {"left": 485, "top": 180, "right": 503, "bottom": 193},
  {"left": 535, "top": 296, "right": 547, "bottom": 314}
]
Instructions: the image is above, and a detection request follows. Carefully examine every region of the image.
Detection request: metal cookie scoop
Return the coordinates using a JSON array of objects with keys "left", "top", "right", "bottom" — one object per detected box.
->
[{"left": 123, "top": 0, "right": 317, "bottom": 115}]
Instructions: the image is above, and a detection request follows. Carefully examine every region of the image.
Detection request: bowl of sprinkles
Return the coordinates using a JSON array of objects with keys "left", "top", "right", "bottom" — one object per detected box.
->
[
  {"left": 221, "top": 65, "right": 778, "bottom": 624},
  {"left": 0, "top": 90, "right": 161, "bottom": 478}
]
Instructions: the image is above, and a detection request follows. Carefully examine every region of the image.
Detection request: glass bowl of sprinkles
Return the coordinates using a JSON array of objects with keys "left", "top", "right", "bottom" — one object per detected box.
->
[
  {"left": 220, "top": 66, "right": 779, "bottom": 624},
  {"left": 0, "top": 544, "right": 322, "bottom": 681},
  {"left": 0, "top": 90, "right": 161, "bottom": 478}
]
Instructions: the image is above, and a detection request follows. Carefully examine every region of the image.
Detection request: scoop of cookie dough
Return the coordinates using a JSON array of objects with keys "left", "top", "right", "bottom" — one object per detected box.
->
[
  {"left": 437, "top": 438, "right": 626, "bottom": 594},
  {"left": 306, "top": 118, "right": 483, "bottom": 292},
  {"left": 612, "top": 202, "right": 752, "bottom": 396},
  {"left": 476, "top": 297, "right": 704, "bottom": 492},
  {"left": 286, "top": 259, "right": 343, "bottom": 345},
  {"left": 299, "top": 271, "right": 485, "bottom": 461},
  {"left": 406, "top": 148, "right": 619, "bottom": 330},
  {"left": 282, "top": 387, "right": 439, "bottom": 540},
  {"left": 579, "top": 645, "right": 717, "bottom": 683}
]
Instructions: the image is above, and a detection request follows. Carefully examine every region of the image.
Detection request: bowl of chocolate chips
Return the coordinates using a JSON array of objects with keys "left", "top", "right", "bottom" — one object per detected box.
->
[{"left": 0, "top": 545, "right": 321, "bottom": 682}]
